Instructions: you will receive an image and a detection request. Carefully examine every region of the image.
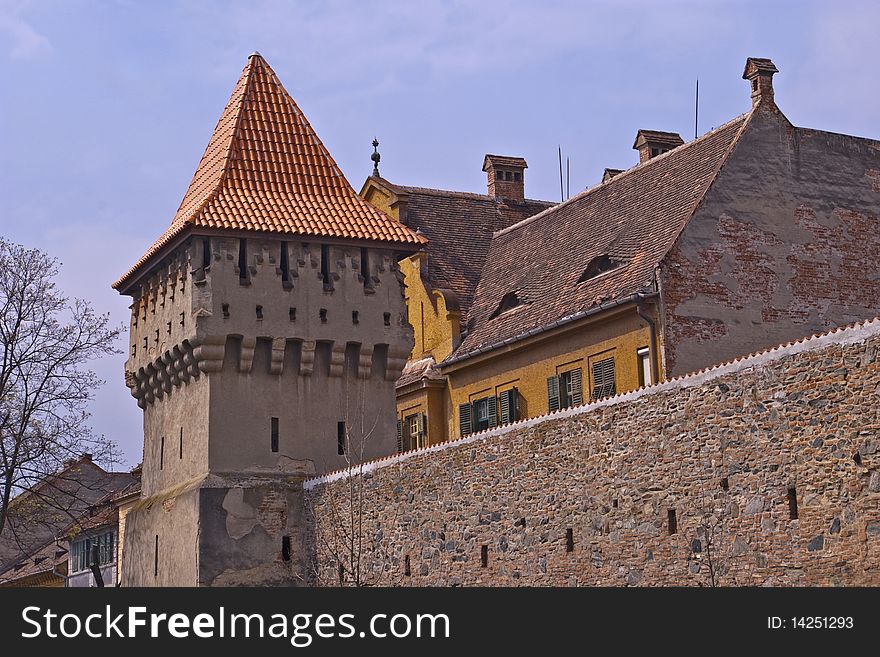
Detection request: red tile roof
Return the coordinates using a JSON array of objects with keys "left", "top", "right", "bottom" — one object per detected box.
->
[
  {"left": 114, "top": 53, "right": 424, "bottom": 291},
  {"left": 446, "top": 112, "right": 751, "bottom": 364}
]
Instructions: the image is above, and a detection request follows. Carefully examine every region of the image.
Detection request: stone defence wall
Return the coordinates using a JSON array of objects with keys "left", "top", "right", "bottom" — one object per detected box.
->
[{"left": 305, "top": 319, "right": 880, "bottom": 586}]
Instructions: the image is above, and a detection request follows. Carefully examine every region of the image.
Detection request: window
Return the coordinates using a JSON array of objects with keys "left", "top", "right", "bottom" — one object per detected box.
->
[
  {"left": 179, "top": 427, "right": 183, "bottom": 459},
  {"left": 513, "top": 172, "right": 522, "bottom": 182},
  {"left": 280, "top": 242, "right": 291, "bottom": 285},
  {"left": 321, "top": 244, "right": 331, "bottom": 288},
  {"left": 591, "top": 357, "right": 616, "bottom": 400},
  {"left": 271, "top": 417, "right": 279, "bottom": 453},
  {"left": 637, "top": 347, "right": 652, "bottom": 387},
  {"left": 360, "top": 247, "right": 371, "bottom": 289},
  {"left": 202, "top": 238, "right": 211, "bottom": 270},
  {"left": 498, "top": 388, "right": 519, "bottom": 424},
  {"left": 651, "top": 147, "right": 660, "bottom": 157},
  {"left": 577, "top": 254, "right": 623, "bottom": 283},
  {"left": 70, "top": 530, "right": 116, "bottom": 574},
  {"left": 238, "top": 238, "right": 248, "bottom": 282},
  {"left": 337, "top": 421, "right": 346, "bottom": 455},
  {"left": 489, "top": 292, "right": 521, "bottom": 319},
  {"left": 159, "top": 436, "right": 164, "bottom": 470},
  {"left": 547, "top": 368, "right": 582, "bottom": 411},
  {"left": 458, "top": 397, "right": 498, "bottom": 436},
  {"left": 401, "top": 413, "right": 427, "bottom": 451}
]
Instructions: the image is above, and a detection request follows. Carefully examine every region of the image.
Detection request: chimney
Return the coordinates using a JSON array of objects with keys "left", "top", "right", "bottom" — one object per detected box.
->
[
  {"left": 483, "top": 154, "right": 527, "bottom": 200},
  {"left": 602, "top": 168, "right": 623, "bottom": 183},
  {"left": 743, "top": 57, "right": 778, "bottom": 107},
  {"left": 632, "top": 130, "right": 684, "bottom": 164}
]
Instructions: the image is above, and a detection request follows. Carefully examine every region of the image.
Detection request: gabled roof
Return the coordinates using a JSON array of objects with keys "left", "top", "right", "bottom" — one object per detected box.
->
[
  {"left": 114, "top": 53, "right": 424, "bottom": 291},
  {"left": 446, "top": 111, "right": 751, "bottom": 365},
  {"left": 376, "top": 180, "right": 554, "bottom": 321}
]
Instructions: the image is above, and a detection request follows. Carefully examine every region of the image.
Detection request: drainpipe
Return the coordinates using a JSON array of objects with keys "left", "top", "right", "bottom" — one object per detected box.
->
[{"left": 636, "top": 292, "right": 660, "bottom": 384}]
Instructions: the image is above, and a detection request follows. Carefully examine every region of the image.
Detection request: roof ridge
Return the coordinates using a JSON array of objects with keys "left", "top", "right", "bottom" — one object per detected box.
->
[
  {"left": 493, "top": 111, "right": 752, "bottom": 239},
  {"left": 392, "top": 182, "right": 553, "bottom": 206}
]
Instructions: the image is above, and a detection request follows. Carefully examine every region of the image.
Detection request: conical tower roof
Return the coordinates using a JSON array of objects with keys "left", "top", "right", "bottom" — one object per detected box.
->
[{"left": 115, "top": 53, "right": 424, "bottom": 290}]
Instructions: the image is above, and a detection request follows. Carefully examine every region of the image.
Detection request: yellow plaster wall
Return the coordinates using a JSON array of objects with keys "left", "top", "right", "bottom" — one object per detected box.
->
[
  {"left": 400, "top": 257, "right": 460, "bottom": 362},
  {"left": 443, "top": 308, "right": 654, "bottom": 440}
]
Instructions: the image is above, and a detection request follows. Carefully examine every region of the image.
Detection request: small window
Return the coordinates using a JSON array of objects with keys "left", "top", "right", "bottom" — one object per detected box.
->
[
  {"left": 222, "top": 303, "right": 230, "bottom": 318},
  {"left": 403, "top": 413, "right": 427, "bottom": 450},
  {"left": 337, "top": 421, "right": 346, "bottom": 455},
  {"left": 289, "top": 307, "right": 296, "bottom": 322},
  {"left": 320, "top": 308, "right": 327, "bottom": 323},
  {"left": 202, "top": 238, "right": 211, "bottom": 270},
  {"left": 637, "top": 347, "right": 652, "bottom": 387},
  {"left": 280, "top": 242, "right": 291, "bottom": 284},
  {"left": 591, "top": 357, "right": 616, "bottom": 400},
  {"left": 787, "top": 487, "right": 798, "bottom": 520},
  {"left": 352, "top": 310, "right": 359, "bottom": 325},
  {"left": 159, "top": 436, "right": 164, "bottom": 470},
  {"left": 321, "top": 244, "right": 331, "bottom": 288},
  {"left": 383, "top": 312, "right": 391, "bottom": 326},
  {"left": 472, "top": 397, "right": 497, "bottom": 432},
  {"left": 651, "top": 147, "right": 660, "bottom": 158},
  {"left": 256, "top": 305, "right": 263, "bottom": 320},
  {"left": 179, "top": 427, "right": 183, "bottom": 459},
  {"left": 70, "top": 530, "right": 116, "bottom": 573},
  {"left": 238, "top": 238, "right": 248, "bottom": 281},
  {"left": 577, "top": 255, "right": 623, "bottom": 283},
  {"left": 360, "top": 247, "right": 371, "bottom": 289},
  {"left": 549, "top": 368, "right": 583, "bottom": 411},
  {"left": 513, "top": 171, "right": 522, "bottom": 182},
  {"left": 489, "top": 291, "right": 521, "bottom": 319},
  {"left": 668, "top": 509, "right": 677, "bottom": 535},
  {"left": 271, "top": 417, "right": 279, "bottom": 453}
]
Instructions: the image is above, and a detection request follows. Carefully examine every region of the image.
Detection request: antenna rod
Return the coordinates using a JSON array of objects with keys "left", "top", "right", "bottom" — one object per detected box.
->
[
  {"left": 558, "top": 146, "right": 564, "bottom": 202},
  {"left": 694, "top": 79, "right": 699, "bottom": 140}
]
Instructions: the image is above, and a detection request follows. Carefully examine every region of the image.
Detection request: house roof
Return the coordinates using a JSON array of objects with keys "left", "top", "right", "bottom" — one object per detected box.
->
[
  {"left": 0, "top": 457, "right": 137, "bottom": 575},
  {"left": 114, "top": 53, "right": 424, "bottom": 291},
  {"left": 446, "top": 111, "right": 751, "bottom": 365},
  {"left": 381, "top": 181, "right": 554, "bottom": 321}
]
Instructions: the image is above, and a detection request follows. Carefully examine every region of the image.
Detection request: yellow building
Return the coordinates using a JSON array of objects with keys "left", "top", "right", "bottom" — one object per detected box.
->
[{"left": 362, "top": 153, "right": 660, "bottom": 446}]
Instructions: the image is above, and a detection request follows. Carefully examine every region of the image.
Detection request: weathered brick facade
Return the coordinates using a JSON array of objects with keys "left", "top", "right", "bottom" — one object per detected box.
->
[{"left": 305, "top": 319, "right": 880, "bottom": 586}]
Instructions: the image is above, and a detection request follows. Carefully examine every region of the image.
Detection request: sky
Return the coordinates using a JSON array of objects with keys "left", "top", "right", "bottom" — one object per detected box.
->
[{"left": 1, "top": 0, "right": 878, "bottom": 468}]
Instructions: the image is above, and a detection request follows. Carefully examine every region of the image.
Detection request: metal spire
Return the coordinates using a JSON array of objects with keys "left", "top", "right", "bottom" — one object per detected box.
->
[{"left": 371, "top": 137, "right": 381, "bottom": 177}]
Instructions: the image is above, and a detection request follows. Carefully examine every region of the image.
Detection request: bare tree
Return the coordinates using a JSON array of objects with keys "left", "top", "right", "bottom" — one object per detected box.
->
[
  {"left": 0, "top": 238, "right": 122, "bottom": 551},
  {"left": 309, "top": 377, "right": 402, "bottom": 587}
]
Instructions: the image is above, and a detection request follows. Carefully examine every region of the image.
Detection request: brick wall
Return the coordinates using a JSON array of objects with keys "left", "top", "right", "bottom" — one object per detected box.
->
[{"left": 305, "top": 318, "right": 880, "bottom": 586}]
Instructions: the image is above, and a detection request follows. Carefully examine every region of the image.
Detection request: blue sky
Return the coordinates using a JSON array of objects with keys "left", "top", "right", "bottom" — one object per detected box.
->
[{"left": 1, "top": 0, "right": 877, "bottom": 467}]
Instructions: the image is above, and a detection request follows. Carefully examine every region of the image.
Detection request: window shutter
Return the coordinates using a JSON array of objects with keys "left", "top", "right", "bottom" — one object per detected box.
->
[
  {"left": 396, "top": 420, "right": 403, "bottom": 452},
  {"left": 510, "top": 387, "right": 519, "bottom": 422},
  {"left": 403, "top": 417, "right": 413, "bottom": 451},
  {"left": 459, "top": 403, "right": 472, "bottom": 436},
  {"left": 569, "top": 367, "right": 583, "bottom": 406},
  {"left": 487, "top": 396, "right": 498, "bottom": 428},
  {"left": 547, "top": 375, "right": 561, "bottom": 412},
  {"left": 418, "top": 413, "right": 427, "bottom": 442},
  {"left": 591, "top": 357, "right": 616, "bottom": 400},
  {"left": 499, "top": 390, "right": 511, "bottom": 424}
]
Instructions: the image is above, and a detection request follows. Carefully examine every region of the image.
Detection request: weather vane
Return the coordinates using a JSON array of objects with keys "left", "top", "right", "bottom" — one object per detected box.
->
[{"left": 371, "top": 137, "right": 381, "bottom": 177}]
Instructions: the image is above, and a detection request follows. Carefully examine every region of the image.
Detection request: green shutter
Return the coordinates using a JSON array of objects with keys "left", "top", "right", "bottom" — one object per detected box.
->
[
  {"left": 487, "top": 396, "right": 498, "bottom": 428},
  {"left": 500, "top": 390, "right": 511, "bottom": 424},
  {"left": 547, "top": 376, "right": 560, "bottom": 412},
  {"left": 419, "top": 413, "right": 427, "bottom": 442},
  {"left": 459, "top": 403, "right": 472, "bottom": 436},
  {"left": 396, "top": 420, "right": 403, "bottom": 453},
  {"left": 591, "top": 357, "right": 616, "bottom": 400},
  {"left": 569, "top": 367, "right": 583, "bottom": 406},
  {"left": 510, "top": 387, "right": 519, "bottom": 421}
]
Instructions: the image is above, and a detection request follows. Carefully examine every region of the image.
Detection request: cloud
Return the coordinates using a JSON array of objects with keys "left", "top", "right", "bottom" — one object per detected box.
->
[{"left": 0, "top": 2, "right": 51, "bottom": 60}]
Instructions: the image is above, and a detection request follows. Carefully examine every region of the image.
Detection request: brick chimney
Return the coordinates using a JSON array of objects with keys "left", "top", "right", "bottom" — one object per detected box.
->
[
  {"left": 483, "top": 154, "right": 527, "bottom": 200},
  {"left": 632, "top": 130, "right": 684, "bottom": 164},
  {"left": 743, "top": 57, "right": 778, "bottom": 107}
]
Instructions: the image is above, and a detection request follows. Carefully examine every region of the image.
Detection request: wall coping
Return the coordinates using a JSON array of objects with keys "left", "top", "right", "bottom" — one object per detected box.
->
[{"left": 304, "top": 316, "right": 880, "bottom": 490}]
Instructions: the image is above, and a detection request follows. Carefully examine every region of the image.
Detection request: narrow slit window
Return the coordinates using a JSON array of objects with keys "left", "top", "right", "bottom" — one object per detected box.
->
[
  {"left": 289, "top": 307, "right": 296, "bottom": 322},
  {"left": 787, "top": 487, "right": 799, "bottom": 519},
  {"left": 480, "top": 545, "right": 488, "bottom": 568},
  {"left": 238, "top": 238, "right": 248, "bottom": 281},
  {"left": 721, "top": 477, "right": 729, "bottom": 491},
  {"left": 280, "top": 242, "right": 291, "bottom": 283},
  {"left": 256, "top": 305, "right": 263, "bottom": 320},
  {"left": 202, "top": 238, "right": 211, "bottom": 270},
  {"left": 667, "top": 509, "right": 677, "bottom": 534},
  {"left": 179, "top": 427, "right": 183, "bottom": 460},
  {"left": 360, "top": 247, "right": 370, "bottom": 288},
  {"left": 222, "top": 303, "right": 230, "bottom": 318},
  {"left": 352, "top": 310, "right": 359, "bottom": 325},
  {"left": 159, "top": 436, "right": 164, "bottom": 470},
  {"left": 404, "top": 554, "right": 411, "bottom": 577},
  {"left": 321, "top": 244, "right": 330, "bottom": 287},
  {"left": 271, "top": 417, "right": 279, "bottom": 453},
  {"left": 337, "top": 421, "right": 346, "bottom": 455},
  {"left": 566, "top": 528, "right": 574, "bottom": 552},
  {"left": 154, "top": 535, "right": 159, "bottom": 578},
  {"left": 383, "top": 312, "right": 391, "bottom": 326},
  {"left": 281, "top": 536, "right": 291, "bottom": 562},
  {"left": 320, "top": 308, "right": 327, "bottom": 323}
]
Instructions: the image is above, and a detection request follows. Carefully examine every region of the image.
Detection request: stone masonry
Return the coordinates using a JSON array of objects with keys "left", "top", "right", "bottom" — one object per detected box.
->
[{"left": 305, "top": 318, "right": 880, "bottom": 586}]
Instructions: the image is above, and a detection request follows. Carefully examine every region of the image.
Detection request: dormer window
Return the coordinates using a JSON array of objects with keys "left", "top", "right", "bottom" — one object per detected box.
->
[
  {"left": 490, "top": 291, "right": 522, "bottom": 319},
  {"left": 577, "top": 255, "right": 623, "bottom": 283}
]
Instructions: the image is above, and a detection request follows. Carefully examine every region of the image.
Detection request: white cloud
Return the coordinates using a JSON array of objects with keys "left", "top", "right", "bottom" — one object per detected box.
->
[{"left": 0, "top": 1, "right": 50, "bottom": 60}]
